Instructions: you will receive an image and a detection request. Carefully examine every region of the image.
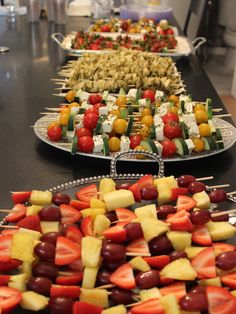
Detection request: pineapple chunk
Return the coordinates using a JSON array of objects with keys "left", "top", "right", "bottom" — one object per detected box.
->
[
  {"left": 135, "top": 204, "right": 157, "bottom": 220},
  {"left": 198, "top": 277, "right": 221, "bottom": 287},
  {"left": 129, "top": 256, "right": 151, "bottom": 272},
  {"left": 90, "top": 198, "right": 106, "bottom": 209},
  {"left": 26, "top": 205, "right": 42, "bottom": 216},
  {"left": 8, "top": 274, "right": 28, "bottom": 292},
  {"left": 185, "top": 246, "right": 206, "bottom": 259},
  {"left": 81, "top": 236, "right": 102, "bottom": 267},
  {"left": 11, "top": 233, "right": 34, "bottom": 262},
  {"left": 104, "top": 189, "right": 135, "bottom": 211},
  {"left": 160, "top": 294, "right": 181, "bottom": 314},
  {"left": 40, "top": 221, "right": 59, "bottom": 234},
  {"left": 80, "top": 288, "right": 108, "bottom": 308},
  {"left": 167, "top": 231, "right": 192, "bottom": 251},
  {"left": 157, "top": 182, "right": 172, "bottom": 204},
  {"left": 20, "top": 291, "right": 48, "bottom": 311},
  {"left": 18, "top": 228, "right": 42, "bottom": 240},
  {"left": 94, "top": 215, "right": 110, "bottom": 237},
  {"left": 231, "top": 290, "right": 236, "bottom": 297},
  {"left": 206, "top": 221, "right": 236, "bottom": 241},
  {"left": 21, "top": 261, "right": 32, "bottom": 279},
  {"left": 140, "top": 287, "right": 161, "bottom": 301},
  {"left": 102, "top": 305, "right": 127, "bottom": 314},
  {"left": 181, "top": 312, "right": 200, "bottom": 314},
  {"left": 141, "top": 218, "right": 169, "bottom": 242},
  {"left": 30, "top": 190, "right": 52, "bottom": 206},
  {"left": 82, "top": 267, "right": 99, "bottom": 288},
  {"left": 192, "top": 191, "right": 210, "bottom": 209},
  {"left": 81, "top": 207, "right": 106, "bottom": 220},
  {"left": 160, "top": 258, "right": 197, "bottom": 280},
  {"left": 154, "top": 176, "right": 178, "bottom": 189},
  {"left": 99, "top": 178, "right": 116, "bottom": 201}
]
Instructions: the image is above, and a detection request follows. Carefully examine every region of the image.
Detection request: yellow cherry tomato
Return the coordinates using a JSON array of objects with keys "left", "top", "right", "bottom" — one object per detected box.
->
[
  {"left": 191, "top": 137, "right": 205, "bottom": 152},
  {"left": 139, "top": 126, "right": 150, "bottom": 139},
  {"left": 110, "top": 109, "right": 120, "bottom": 117},
  {"left": 108, "top": 137, "right": 121, "bottom": 152},
  {"left": 168, "top": 106, "right": 179, "bottom": 115},
  {"left": 66, "top": 90, "right": 76, "bottom": 103},
  {"left": 59, "top": 112, "right": 69, "bottom": 126},
  {"left": 141, "top": 108, "right": 152, "bottom": 117},
  {"left": 47, "top": 121, "right": 60, "bottom": 130},
  {"left": 68, "top": 102, "right": 80, "bottom": 109},
  {"left": 116, "top": 96, "right": 127, "bottom": 107},
  {"left": 198, "top": 123, "right": 211, "bottom": 137},
  {"left": 141, "top": 115, "right": 154, "bottom": 127},
  {"left": 134, "top": 145, "right": 148, "bottom": 159},
  {"left": 168, "top": 95, "right": 179, "bottom": 104},
  {"left": 60, "top": 107, "right": 70, "bottom": 115},
  {"left": 194, "top": 103, "right": 206, "bottom": 112},
  {"left": 113, "top": 119, "right": 127, "bottom": 134},
  {"left": 195, "top": 110, "right": 208, "bottom": 124}
]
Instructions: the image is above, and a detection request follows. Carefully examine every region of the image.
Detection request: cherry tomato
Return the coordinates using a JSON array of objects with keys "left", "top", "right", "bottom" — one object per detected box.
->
[
  {"left": 116, "top": 96, "right": 127, "bottom": 107},
  {"left": 194, "top": 110, "right": 208, "bottom": 124},
  {"left": 108, "top": 137, "right": 121, "bottom": 152},
  {"left": 166, "top": 28, "right": 174, "bottom": 35},
  {"left": 47, "top": 121, "right": 60, "bottom": 130},
  {"left": 47, "top": 126, "right": 62, "bottom": 141},
  {"left": 139, "top": 126, "right": 150, "bottom": 139},
  {"left": 141, "top": 115, "right": 154, "bottom": 127},
  {"left": 68, "top": 102, "right": 80, "bottom": 109},
  {"left": 84, "top": 107, "right": 99, "bottom": 116},
  {"left": 83, "top": 113, "right": 99, "bottom": 130},
  {"left": 77, "top": 136, "right": 94, "bottom": 153},
  {"left": 198, "top": 123, "right": 211, "bottom": 137},
  {"left": 142, "top": 90, "right": 155, "bottom": 103},
  {"left": 101, "top": 25, "right": 111, "bottom": 32},
  {"left": 161, "top": 140, "right": 177, "bottom": 158},
  {"left": 76, "top": 127, "right": 92, "bottom": 138},
  {"left": 162, "top": 112, "right": 179, "bottom": 124},
  {"left": 191, "top": 137, "right": 204, "bottom": 152},
  {"left": 88, "top": 94, "right": 102, "bottom": 105},
  {"left": 113, "top": 119, "right": 127, "bottom": 134},
  {"left": 66, "top": 90, "right": 75, "bottom": 103},
  {"left": 164, "top": 122, "right": 182, "bottom": 140},
  {"left": 94, "top": 103, "right": 106, "bottom": 110},
  {"left": 130, "top": 134, "right": 142, "bottom": 149}
]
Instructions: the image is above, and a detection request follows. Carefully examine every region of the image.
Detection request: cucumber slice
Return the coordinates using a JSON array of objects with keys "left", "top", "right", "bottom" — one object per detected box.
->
[
  {"left": 202, "top": 136, "right": 217, "bottom": 151},
  {"left": 206, "top": 98, "right": 212, "bottom": 109},
  {"left": 180, "top": 122, "right": 189, "bottom": 139},
  {"left": 149, "top": 125, "right": 156, "bottom": 140},
  {"left": 102, "top": 91, "right": 109, "bottom": 104},
  {"left": 125, "top": 117, "right": 134, "bottom": 136},
  {"left": 120, "top": 108, "right": 128, "bottom": 119},
  {"left": 119, "top": 87, "right": 126, "bottom": 96},
  {"left": 173, "top": 138, "right": 189, "bottom": 156},
  {"left": 78, "top": 108, "right": 86, "bottom": 114},
  {"left": 71, "top": 136, "right": 78, "bottom": 155},
  {"left": 94, "top": 116, "right": 107, "bottom": 135},
  {"left": 208, "top": 119, "right": 216, "bottom": 135},
  {"left": 127, "top": 104, "right": 134, "bottom": 115},
  {"left": 68, "top": 112, "right": 76, "bottom": 131},
  {"left": 207, "top": 105, "right": 213, "bottom": 119},
  {"left": 140, "top": 139, "right": 158, "bottom": 153},
  {"left": 135, "top": 89, "right": 142, "bottom": 102},
  {"left": 103, "top": 137, "right": 110, "bottom": 156},
  {"left": 215, "top": 129, "right": 224, "bottom": 149},
  {"left": 180, "top": 100, "right": 185, "bottom": 112},
  {"left": 61, "top": 126, "right": 68, "bottom": 138}
]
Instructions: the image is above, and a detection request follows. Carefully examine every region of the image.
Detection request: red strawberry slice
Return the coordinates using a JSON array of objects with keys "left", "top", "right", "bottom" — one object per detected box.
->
[
  {"left": 75, "top": 184, "right": 98, "bottom": 203},
  {"left": 0, "top": 235, "right": 12, "bottom": 262},
  {"left": 137, "top": 175, "right": 154, "bottom": 189},
  {"left": 191, "top": 247, "right": 216, "bottom": 279},
  {"left": 70, "top": 200, "right": 89, "bottom": 210},
  {"left": 0, "top": 259, "right": 22, "bottom": 272},
  {"left": 144, "top": 255, "right": 170, "bottom": 269},
  {"left": 126, "top": 237, "right": 150, "bottom": 255},
  {"left": 56, "top": 271, "right": 83, "bottom": 285},
  {"left": 65, "top": 225, "right": 83, "bottom": 244},
  {"left": 171, "top": 187, "right": 188, "bottom": 201},
  {"left": 68, "top": 258, "right": 83, "bottom": 272},
  {"left": 192, "top": 225, "right": 212, "bottom": 246},
  {"left": 213, "top": 242, "right": 236, "bottom": 255},
  {"left": 159, "top": 276, "right": 175, "bottom": 286},
  {"left": 221, "top": 272, "right": 236, "bottom": 289},
  {"left": 103, "top": 224, "right": 127, "bottom": 243},
  {"left": 128, "top": 183, "right": 141, "bottom": 202},
  {"left": 166, "top": 210, "right": 193, "bottom": 231},
  {"left": 206, "top": 285, "right": 236, "bottom": 314},
  {"left": 80, "top": 216, "right": 93, "bottom": 236},
  {"left": 110, "top": 263, "right": 136, "bottom": 290},
  {"left": 55, "top": 236, "right": 81, "bottom": 266},
  {"left": 1, "top": 229, "right": 19, "bottom": 236},
  {"left": 159, "top": 282, "right": 186, "bottom": 300},
  {"left": 73, "top": 301, "right": 102, "bottom": 314},
  {"left": 131, "top": 298, "right": 164, "bottom": 314},
  {"left": 0, "top": 286, "right": 22, "bottom": 313},
  {"left": 5, "top": 204, "right": 27, "bottom": 223},
  {"left": 16, "top": 214, "right": 41, "bottom": 232},
  {"left": 115, "top": 207, "right": 137, "bottom": 223},
  {"left": 50, "top": 285, "right": 80, "bottom": 298},
  {"left": 0, "top": 275, "right": 10, "bottom": 285},
  {"left": 176, "top": 195, "right": 197, "bottom": 211},
  {"left": 60, "top": 204, "right": 82, "bottom": 224},
  {"left": 11, "top": 191, "right": 31, "bottom": 204}
]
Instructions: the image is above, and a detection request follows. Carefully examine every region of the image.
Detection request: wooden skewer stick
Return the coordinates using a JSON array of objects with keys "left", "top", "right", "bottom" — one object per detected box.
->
[
  {"left": 207, "top": 184, "right": 230, "bottom": 189},
  {"left": 97, "top": 284, "right": 115, "bottom": 289},
  {"left": 51, "top": 78, "right": 68, "bottom": 82},
  {"left": 217, "top": 126, "right": 232, "bottom": 130},
  {"left": 211, "top": 208, "right": 236, "bottom": 217},
  {"left": 52, "top": 93, "right": 67, "bottom": 97},
  {"left": 0, "top": 225, "right": 19, "bottom": 229},
  {"left": 126, "top": 301, "right": 142, "bottom": 308},
  {"left": 214, "top": 113, "right": 231, "bottom": 118},
  {"left": 212, "top": 108, "right": 223, "bottom": 112},
  {"left": 0, "top": 209, "right": 11, "bottom": 213},
  {"left": 195, "top": 176, "right": 214, "bottom": 181},
  {"left": 227, "top": 191, "right": 236, "bottom": 196},
  {"left": 126, "top": 252, "right": 151, "bottom": 257}
]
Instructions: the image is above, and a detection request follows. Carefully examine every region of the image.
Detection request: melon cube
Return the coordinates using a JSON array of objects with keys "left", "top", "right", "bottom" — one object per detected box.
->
[
  {"left": 90, "top": 198, "right": 106, "bottom": 209},
  {"left": 185, "top": 246, "right": 206, "bottom": 259},
  {"left": 81, "top": 207, "right": 106, "bottom": 220},
  {"left": 94, "top": 215, "right": 110, "bottom": 237},
  {"left": 26, "top": 205, "right": 42, "bottom": 216},
  {"left": 198, "top": 277, "right": 221, "bottom": 287},
  {"left": 8, "top": 274, "right": 28, "bottom": 292}
]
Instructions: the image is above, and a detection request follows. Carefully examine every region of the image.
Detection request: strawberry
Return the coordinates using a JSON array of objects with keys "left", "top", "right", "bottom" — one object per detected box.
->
[
  {"left": 56, "top": 271, "right": 83, "bottom": 285},
  {"left": 171, "top": 187, "right": 188, "bottom": 201},
  {"left": 126, "top": 237, "right": 150, "bottom": 255},
  {"left": 1, "top": 229, "right": 19, "bottom": 236},
  {"left": 11, "top": 191, "right": 31, "bottom": 204},
  {"left": 75, "top": 184, "right": 98, "bottom": 203},
  {"left": 192, "top": 225, "right": 212, "bottom": 246},
  {"left": 206, "top": 285, "right": 236, "bottom": 314},
  {"left": 55, "top": 236, "right": 81, "bottom": 266},
  {"left": 65, "top": 225, "right": 83, "bottom": 244},
  {"left": 159, "top": 282, "right": 186, "bottom": 300},
  {"left": 166, "top": 210, "right": 193, "bottom": 231},
  {"left": 115, "top": 207, "right": 137, "bottom": 223},
  {"left": 144, "top": 255, "right": 170, "bottom": 269},
  {"left": 80, "top": 216, "right": 93, "bottom": 236},
  {"left": 176, "top": 195, "right": 197, "bottom": 211},
  {"left": 221, "top": 272, "right": 236, "bottom": 289},
  {"left": 128, "top": 183, "right": 141, "bottom": 202},
  {"left": 5, "top": 204, "right": 27, "bottom": 223},
  {"left": 0, "top": 235, "right": 12, "bottom": 262},
  {"left": 131, "top": 298, "right": 164, "bottom": 314},
  {"left": 136, "top": 175, "right": 154, "bottom": 189},
  {"left": 68, "top": 258, "right": 83, "bottom": 272},
  {"left": 60, "top": 204, "right": 82, "bottom": 224},
  {"left": 70, "top": 199, "right": 89, "bottom": 210},
  {"left": 0, "top": 275, "right": 10, "bottom": 285},
  {"left": 0, "top": 259, "right": 22, "bottom": 272},
  {"left": 16, "top": 214, "right": 41, "bottom": 232},
  {"left": 191, "top": 247, "right": 216, "bottom": 279},
  {"left": 110, "top": 263, "right": 136, "bottom": 290},
  {"left": 159, "top": 276, "right": 175, "bottom": 286},
  {"left": 103, "top": 224, "right": 127, "bottom": 243},
  {"left": 50, "top": 285, "right": 80, "bottom": 298},
  {"left": 73, "top": 301, "right": 102, "bottom": 314},
  {"left": 213, "top": 242, "right": 236, "bottom": 255},
  {"left": 0, "top": 286, "right": 22, "bottom": 313}
]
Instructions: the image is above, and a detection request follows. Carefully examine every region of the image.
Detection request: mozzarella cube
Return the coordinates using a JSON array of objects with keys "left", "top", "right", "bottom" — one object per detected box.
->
[
  {"left": 185, "top": 139, "right": 195, "bottom": 154},
  {"left": 182, "top": 113, "right": 196, "bottom": 127},
  {"left": 155, "top": 126, "right": 164, "bottom": 141},
  {"left": 189, "top": 123, "right": 200, "bottom": 137},
  {"left": 128, "top": 88, "right": 138, "bottom": 100},
  {"left": 80, "top": 91, "right": 90, "bottom": 101},
  {"left": 155, "top": 90, "right": 164, "bottom": 100},
  {"left": 154, "top": 115, "right": 164, "bottom": 127},
  {"left": 159, "top": 103, "right": 169, "bottom": 116},
  {"left": 180, "top": 95, "right": 191, "bottom": 103},
  {"left": 120, "top": 136, "right": 130, "bottom": 152},
  {"left": 185, "top": 102, "right": 193, "bottom": 113},
  {"left": 66, "top": 131, "right": 75, "bottom": 142},
  {"left": 138, "top": 98, "right": 150, "bottom": 113},
  {"left": 93, "top": 135, "right": 104, "bottom": 153},
  {"left": 154, "top": 140, "right": 163, "bottom": 156},
  {"left": 102, "top": 115, "right": 117, "bottom": 133},
  {"left": 75, "top": 89, "right": 82, "bottom": 98},
  {"left": 80, "top": 101, "right": 92, "bottom": 109},
  {"left": 99, "top": 106, "right": 109, "bottom": 116}
]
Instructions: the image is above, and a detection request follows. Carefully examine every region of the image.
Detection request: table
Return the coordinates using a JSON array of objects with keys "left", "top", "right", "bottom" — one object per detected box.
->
[{"left": 0, "top": 15, "right": 235, "bottom": 213}]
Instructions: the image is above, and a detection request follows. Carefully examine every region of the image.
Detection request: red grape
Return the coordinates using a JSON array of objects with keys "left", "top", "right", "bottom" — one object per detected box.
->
[
  {"left": 33, "top": 262, "right": 58, "bottom": 280},
  {"left": 27, "top": 277, "right": 52, "bottom": 296},
  {"left": 101, "top": 243, "right": 126, "bottom": 262},
  {"left": 190, "top": 209, "right": 211, "bottom": 225},
  {"left": 157, "top": 205, "right": 176, "bottom": 219},
  {"left": 140, "top": 187, "right": 158, "bottom": 200},
  {"left": 177, "top": 175, "right": 195, "bottom": 187},
  {"left": 38, "top": 206, "right": 61, "bottom": 221},
  {"left": 179, "top": 292, "right": 208, "bottom": 311},
  {"left": 110, "top": 289, "right": 134, "bottom": 305},
  {"left": 40, "top": 232, "right": 62, "bottom": 246},
  {"left": 124, "top": 222, "right": 143, "bottom": 241},
  {"left": 209, "top": 189, "right": 227, "bottom": 203},
  {"left": 135, "top": 270, "right": 160, "bottom": 289},
  {"left": 169, "top": 251, "right": 187, "bottom": 261},
  {"left": 188, "top": 181, "right": 206, "bottom": 194},
  {"left": 34, "top": 242, "right": 56, "bottom": 262},
  {"left": 216, "top": 251, "right": 236, "bottom": 270},
  {"left": 149, "top": 235, "right": 173, "bottom": 255},
  {"left": 52, "top": 193, "right": 70, "bottom": 206},
  {"left": 49, "top": 297, "right": 73, "bottom": 314}
]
